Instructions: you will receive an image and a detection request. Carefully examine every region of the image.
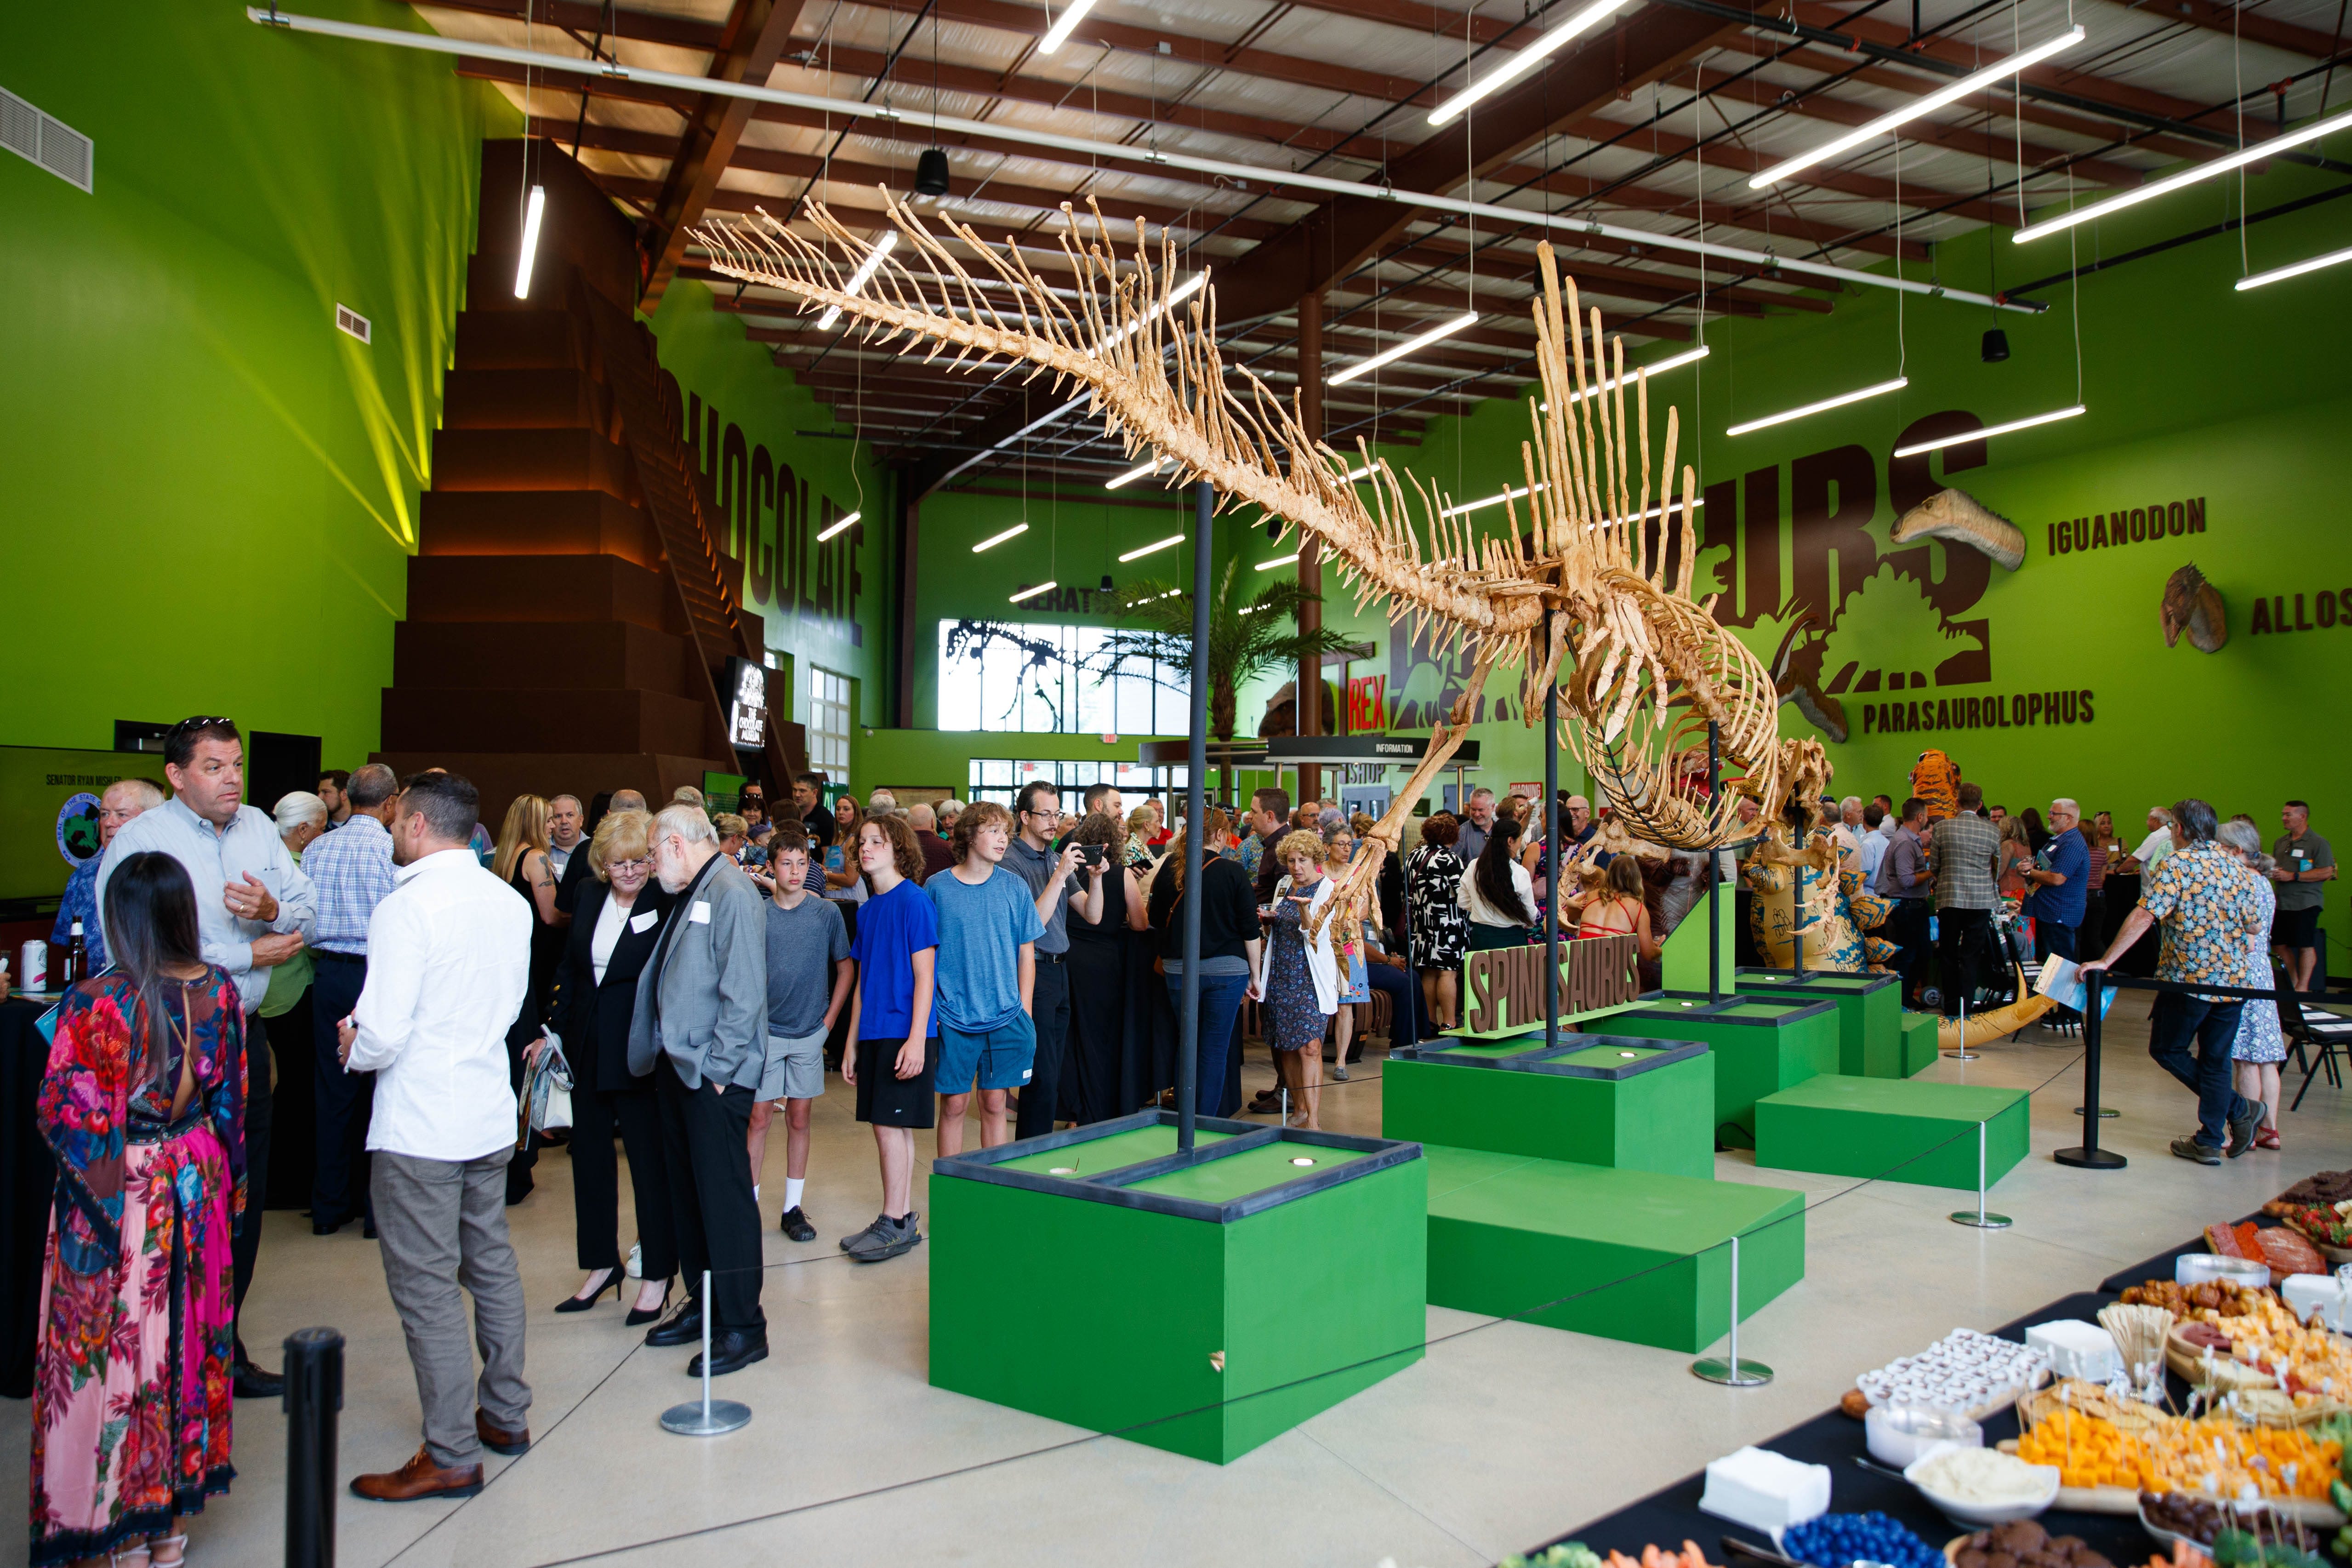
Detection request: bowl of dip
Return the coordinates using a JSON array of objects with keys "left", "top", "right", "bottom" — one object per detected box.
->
[{"left": 1904, "top": 1443, "right": 2062, "bottom": 1527}]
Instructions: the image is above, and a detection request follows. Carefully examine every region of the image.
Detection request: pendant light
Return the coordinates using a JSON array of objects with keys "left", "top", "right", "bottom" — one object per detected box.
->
[
  {"left": 914, "top": 148, "right": 951, "bottom": 198},
  {"left": 1981, "top": 329, "right": 2010, "bottom": 363}
]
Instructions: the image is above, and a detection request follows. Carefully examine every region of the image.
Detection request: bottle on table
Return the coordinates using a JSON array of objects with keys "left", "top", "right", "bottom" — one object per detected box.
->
[{"left": 63, "top": 919, "right": 86, "bottom": 986}]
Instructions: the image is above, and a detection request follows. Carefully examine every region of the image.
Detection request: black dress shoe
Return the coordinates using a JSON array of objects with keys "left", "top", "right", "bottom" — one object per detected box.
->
[
  {"left": 234, "top": 1361, "right": 286, "bottom": 1400},
  {"left": 312, "top": 1216, "right": 346, "bottom": 1236},
  {"left": 688, "top": 1329, "right": 769, "bottom": 1378},
  {"left": 643, "top": 1306, "right": 703, "bottom": 1348}
]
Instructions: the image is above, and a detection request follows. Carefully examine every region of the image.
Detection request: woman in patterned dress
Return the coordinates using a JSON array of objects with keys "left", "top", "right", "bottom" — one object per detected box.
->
[
  {"left": 1407, "top": 815, "right": 1470, "bottom": 1032},
  {"left": 32, "top": 852, "right": 245, "bottom": 1568},
  {"left": 1262, "top": 831, "right": 1339, "bottom": 1128},
  {"left": 2219, "top": 820, "right": 2288, "bottom": 1148}
]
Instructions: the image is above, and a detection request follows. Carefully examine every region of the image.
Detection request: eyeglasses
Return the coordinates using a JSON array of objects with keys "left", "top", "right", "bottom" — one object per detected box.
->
[{"left": 608, "top": 857, "right": 651, "bottom": 875}]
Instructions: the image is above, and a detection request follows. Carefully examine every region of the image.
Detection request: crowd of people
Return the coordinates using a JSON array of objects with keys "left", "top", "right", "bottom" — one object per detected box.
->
[{"left": 24, "top": 713, "right": 2341, "bottom": 1565}]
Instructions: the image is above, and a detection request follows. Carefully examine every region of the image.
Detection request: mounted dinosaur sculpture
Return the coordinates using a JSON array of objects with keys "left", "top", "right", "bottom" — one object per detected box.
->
[
  {"left": 1737, "top": 738, "right": 1897, "bottom": 972},
  {"left": 695, "top": 195, "right": 1800, "bottom": 937}
]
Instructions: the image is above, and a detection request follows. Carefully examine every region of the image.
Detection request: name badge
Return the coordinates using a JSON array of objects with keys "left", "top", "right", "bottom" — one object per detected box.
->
[
  {"left": 629, "top": 910, "right": 660, "bottom": 934},
  {"left": 689, "top": 901, "right": 711, "bottom": 925}
]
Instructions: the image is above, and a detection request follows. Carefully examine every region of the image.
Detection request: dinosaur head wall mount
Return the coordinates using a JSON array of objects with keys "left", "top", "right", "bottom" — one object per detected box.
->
[{"left": 695, "top": 194, "right": 1805, "bottom": 928}]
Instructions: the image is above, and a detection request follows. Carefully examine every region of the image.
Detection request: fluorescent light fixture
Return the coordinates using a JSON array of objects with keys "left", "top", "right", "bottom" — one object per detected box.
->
[
  {"left": 816, "top": 231, "right": 899, "bottom": 330},
  {"left": 245, "top": 8, "right": 2034, "bottom": 311},
  {"left": 972, "top": 522, "right": 1030, "bottom": 552},
  {"left": 1119, "top": 533, "right": 1184, "bottom": 562},
  {"left": 1726, "top": 376, "right": 1908, "bottom": 437},
  {"left": 1891, "top": 405, "right": 2084, "bottom": 456},
  {"left": 2235, "top": 242, "right": 2352, "bottom": 291},
  {"left": 2019, "top": 103, "right": 2352, "bottom": 243},
  {"left": 1037, "top": 0, "right": 1099, "bottom": 54},
  {"left": 1541, "top": 344, "right": 1710, "bottom": 409},
  {"left": 1106, "top": 458, "right": 1164, "bottom": 490},
  {"left": 1096, "top": 273, "right": 1206, "bottom": 354},
  {"left": 1749, "top": 27, "right": 2084, "bottom": 190},
  {"left": 513, "top": 184, "right": 546, "bottom": 299},
  {"left": 1429, "top": 0, "right": 1637, "bottom": 127},
  {"left": 1009, "top": 580, "right": 1058, "bottom": 602},
  {"left": 1255, "top": 551, "right": 1301, "bottom": 570},
  {"left": 817, "top": 509, "right": 861, "bottom": 541},
  {"left": 1344, "top": 463, "right": 1376, "bottom": 481},
  {"left": 1444, "top": 484, "right": 1540, "bottom": 519},
  {"left": 1329, "top": 311, "right": 1480, "bottom": 386}
]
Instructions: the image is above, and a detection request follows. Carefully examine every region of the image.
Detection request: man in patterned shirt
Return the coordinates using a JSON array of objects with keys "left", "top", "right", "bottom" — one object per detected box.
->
[
  {"left": 1929, "top": 782, "right": 2002, "bottom": 1017},
  {"left": 2081, "top": 798, "right": 2266, "bottom": 1164},
  {"left": 51, "top": 777, "right": 164, "bottom": 973}
]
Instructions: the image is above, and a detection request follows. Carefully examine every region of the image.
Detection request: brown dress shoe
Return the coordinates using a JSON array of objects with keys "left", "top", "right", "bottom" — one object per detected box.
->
[
  {"left": 476, "top": 1409, "right": 530, "bottom": 1457},
  {"left": 349, "top": 1446, "right": 484, "bottom": 1502}
]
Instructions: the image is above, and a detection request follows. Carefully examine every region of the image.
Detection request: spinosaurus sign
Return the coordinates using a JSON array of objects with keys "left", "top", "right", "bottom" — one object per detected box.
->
[{"left": 695, "top": 196, "right": 1805, "bottom": 932}]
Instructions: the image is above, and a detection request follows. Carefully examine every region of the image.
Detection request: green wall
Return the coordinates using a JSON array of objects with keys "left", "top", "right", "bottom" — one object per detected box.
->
[
  {"left": 645, "top": 280, "right": 895, "bottom": 741},
  {"left": 0, "top": 3, "right": 515, "bottom": 766}
]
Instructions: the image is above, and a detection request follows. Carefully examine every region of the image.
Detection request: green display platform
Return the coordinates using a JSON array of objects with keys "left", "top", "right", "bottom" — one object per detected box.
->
[
  {"left": 1735, "top": 969, "right": 1903, "bottom": 1078},
  {"left": 1423, "top": 1146, "right": 1805, "bottom": 1351},
  {"left": 1601, "top": 991, "right": 1840, "bottom": 1137},
  {"left": 1753, "top": 1074, "right": 2029, "bottom": 1190},
  {"left": 1383, "top": 1035, "right": 1714, "bottom": 1178},
  {"left": 929, "top": 1112, "right": 1426, "bottom": 1464},
  {"left": 1900, "top": 1011, "right": 1941, "bottom": 1077}
]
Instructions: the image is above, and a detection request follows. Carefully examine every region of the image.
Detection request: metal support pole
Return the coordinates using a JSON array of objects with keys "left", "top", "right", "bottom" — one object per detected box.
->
[
  {"left": 1177, "top": 479, "right": 1213, "bottom": 1151},
  {"left": 1544, "top": 610, "right": 1559, "bottom": 1053},
  {"left": 1945, "top": 974, "right": 1979, "bottom": 1062},
  {"left": 2056, "top": 968, "right": 2129, "bottom": 1169},
  {"left": 283, "top": 1327, "right": 343, "bottom": 1568},
  {"left": 1691, "top": 1233, "right": 1773, "bottom": 1385},
  {"left": 1949, "top": 1119, "right": 2014, "bottom": 1227},
  {"left": 1708, "top": 722, "right": 1721, "bottom": 1004},
  {"left": 1793, "top": 863, "right": 1807, "bottom": 979},
  {"left": 660, "top": 1271, "right": 751, "bottom": 1434}
]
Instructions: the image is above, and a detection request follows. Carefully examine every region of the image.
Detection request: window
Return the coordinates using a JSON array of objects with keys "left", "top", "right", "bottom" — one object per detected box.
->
[
  {"left": 937, "top": 621, "right": 1190, "bottom": 735},
  {"left": 965, "top": 759, "right": 1187, "bottom": 817},
  {"left": 809, "top": 666, "right": 852, "bottom": 782}
]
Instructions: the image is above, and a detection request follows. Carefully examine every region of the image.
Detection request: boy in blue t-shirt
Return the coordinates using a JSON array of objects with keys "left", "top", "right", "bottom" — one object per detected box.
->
[
  {"left": 925, "top": 801, "right": 1044, "bottom": 1156},
  {"left": 840, "top": 815, "right": 938, "bottom": 1263}
]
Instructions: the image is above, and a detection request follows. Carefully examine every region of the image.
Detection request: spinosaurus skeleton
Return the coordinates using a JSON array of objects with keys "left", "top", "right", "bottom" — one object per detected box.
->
[{"left": 695, "top": 195, "right": 1792, "bottom": 933}]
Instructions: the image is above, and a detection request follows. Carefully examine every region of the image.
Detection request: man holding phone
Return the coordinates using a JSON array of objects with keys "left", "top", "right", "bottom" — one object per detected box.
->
[
  {"left": 2023, "top": 799, "right": 2090, "bottom": 1015},
  {"left": 1003, "top": 782, "right": 1086, "bottom": 1139}
]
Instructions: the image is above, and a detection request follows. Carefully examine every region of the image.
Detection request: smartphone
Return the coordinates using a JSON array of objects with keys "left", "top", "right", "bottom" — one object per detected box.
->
[{"left": 1077, "top": 843, "right": 1107, "bottom": 868}]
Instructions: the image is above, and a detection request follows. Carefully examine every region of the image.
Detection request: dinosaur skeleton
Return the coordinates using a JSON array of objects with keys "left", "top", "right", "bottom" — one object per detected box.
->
[{"left": 695, "top": 195, "right": 1793, "bottom": 935}]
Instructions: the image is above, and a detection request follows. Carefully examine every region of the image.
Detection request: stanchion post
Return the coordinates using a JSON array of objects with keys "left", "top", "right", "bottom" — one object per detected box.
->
[
  {"left": 283, "top": 1327, "right": 343, "bottom": 1568},
  {"left": 1177, "top": 479, "right": 1212, "bottom": 1151},
  {"left": 1544, "top": 609, "right": 1559, "bottom": 1054},
  {"left": 2056, "top": 968, "right": 2129, "bottom": 1169},
  {"left": 659, "top": 1270, "right": 752, "bottom": 1435},
  {"left": 1690, "top": 1233, "right": 1773, "bottom": 1386},
  {"left": 1949, "top": 1119, "right": 2013, "bottom": 1228},
  {"left": 1946, "top": 982, "right": 1978, "bottom": 1062}
]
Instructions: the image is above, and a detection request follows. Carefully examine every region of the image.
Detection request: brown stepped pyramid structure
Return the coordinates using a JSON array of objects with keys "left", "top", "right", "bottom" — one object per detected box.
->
[{"left": 376, "top": 142, "right": 804, "bottom": 820}]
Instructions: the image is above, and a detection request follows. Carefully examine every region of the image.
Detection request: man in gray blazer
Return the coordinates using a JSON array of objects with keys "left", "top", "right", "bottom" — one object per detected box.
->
[{"left": 630, "top": 803, "right": 771, "bottom": 1374}]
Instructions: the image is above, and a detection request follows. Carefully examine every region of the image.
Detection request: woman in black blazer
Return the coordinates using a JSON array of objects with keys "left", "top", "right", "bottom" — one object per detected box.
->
[{"left": 539, "top": 809, "right": 678, "bottom": 1322}]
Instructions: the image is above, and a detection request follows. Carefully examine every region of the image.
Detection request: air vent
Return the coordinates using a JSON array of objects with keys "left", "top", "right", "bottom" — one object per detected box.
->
[
  {"left": 336, "top": 305, "right": 372, "bottom": 344},
  {"left": 1, "top": 86, "right": 93, "bottom": 193}
]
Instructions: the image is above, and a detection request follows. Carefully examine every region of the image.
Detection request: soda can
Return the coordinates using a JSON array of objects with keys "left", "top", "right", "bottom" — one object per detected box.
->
[{"left": 19, "top": 940, "right": 47, "bottom": 991}]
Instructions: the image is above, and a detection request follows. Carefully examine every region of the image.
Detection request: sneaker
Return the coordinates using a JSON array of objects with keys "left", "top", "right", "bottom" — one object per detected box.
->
[
  {"left": 1331, "top": 1063, "right": 1350, "bottom": 1082},
  {"left": 843, "top": 1211, "right": 922, "bottom": 1263},
  {"left": 2225, "top": 1106, "right": 2260, "bottom": 1159},
  {"left": 838, "top": 1213, "right": 891, "bottom": 1254},
  {"left": 2170, "top": 1137, "right": 2222, "bottom": 1166},
  {"left": 778, "top": 1205, "right": 817, "bottom": 1243}
]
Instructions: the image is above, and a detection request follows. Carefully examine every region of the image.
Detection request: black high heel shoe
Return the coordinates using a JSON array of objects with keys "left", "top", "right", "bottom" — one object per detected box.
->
[
  {"left": 624, "top": 1279, "right": 673, "bottom": 1328},
  {"left": 554, "top": 1267, "right": 625, "bottom": 1313}
]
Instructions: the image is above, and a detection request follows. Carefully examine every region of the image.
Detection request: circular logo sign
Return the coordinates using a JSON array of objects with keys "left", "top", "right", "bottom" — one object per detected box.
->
[{"left": 56, "top": 792, "right": 103, "bottom": 869}]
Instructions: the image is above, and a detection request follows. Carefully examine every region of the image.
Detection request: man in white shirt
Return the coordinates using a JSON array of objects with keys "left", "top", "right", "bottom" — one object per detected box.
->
[
  {"left": 1828, "top": 795, "right": 1866, "bottom": 879},
  {"left": 339, "top": 771, "right": 534, "bottom": 1504},
  {"left": 98, "top": 715, "right": 314, "bottom": 1401}
]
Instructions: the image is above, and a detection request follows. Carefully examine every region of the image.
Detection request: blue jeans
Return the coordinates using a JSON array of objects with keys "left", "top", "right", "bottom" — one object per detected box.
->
[
  {"left": 1165, "top": 971, "right": 1247, "bottom": 1119},
  {"left": 2147, "top": 991, "right": 2255, "bottom": 1149}
]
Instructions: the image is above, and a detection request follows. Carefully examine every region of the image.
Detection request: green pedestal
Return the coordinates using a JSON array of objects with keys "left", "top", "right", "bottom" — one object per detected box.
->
[
  {"left": 929, "top": 1112, "right": 1426, "bottom": 1464},
  {"left": 1753, "top": 1075, "right": 2029, "bottom": 1190},
  {"left": 1900, "top": 1010, "right": 1942, "bottom": 1077},
  {"left": 1601, "top": 991, "right": 1840, "bottom": 1136},
  {"left": 1661, "top": 889, "right": 1738, "bottom": 994},
  {"left": 1423, "top": 1146, "right": 1805, "bottom": 1351},
  {"left": 1735, "top": 969, "right": 1904, "bottom": 1078},
  {"left": 1383, "top": 1036, "right": 1714, "bottom": 1178}
]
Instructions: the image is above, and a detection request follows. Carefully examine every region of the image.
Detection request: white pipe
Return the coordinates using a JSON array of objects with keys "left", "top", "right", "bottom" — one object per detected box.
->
[{"left": 246, "top": 8, "right": 2037, "bottom": 312}]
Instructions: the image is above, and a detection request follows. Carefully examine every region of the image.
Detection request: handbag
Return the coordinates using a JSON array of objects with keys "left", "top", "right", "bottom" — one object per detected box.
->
[{"left": 519, "top": 1029, "right": 575, "bottom": 1144}]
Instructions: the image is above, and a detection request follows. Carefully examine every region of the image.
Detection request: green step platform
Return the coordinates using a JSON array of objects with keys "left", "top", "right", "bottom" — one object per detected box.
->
[
  {"left": 1383, "top": 1035, "right": 1714, "bottom": 1178},
  {"left": 1735, "top": 969, "right": 1904, "bottom": 1078},
  {"left": 929, "top": 1112, "right": 1427, "bottom": 1465},
  {"left": 1423, "top": 1146, "right": 1805, "bottom": 1351},
  {"left": 1753, "top": 1074, "right": 2029, "bottom": 1190},
  {"left": 1901, "top": 1010, "right": 1942, "bottom": 1077},
  {"left": 1601, "top": 991, "right": 1840, "bottom": 1138}
]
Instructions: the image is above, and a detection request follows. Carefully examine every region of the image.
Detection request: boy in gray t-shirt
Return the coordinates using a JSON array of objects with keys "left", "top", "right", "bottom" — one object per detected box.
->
[{"left": 750, "top": 839, "right": 853, "bottom": 1242}]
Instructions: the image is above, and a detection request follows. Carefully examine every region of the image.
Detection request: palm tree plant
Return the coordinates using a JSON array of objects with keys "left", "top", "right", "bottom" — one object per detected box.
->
[{"left": 1090, "top": 558, "right": 1357, "bottom": 743}]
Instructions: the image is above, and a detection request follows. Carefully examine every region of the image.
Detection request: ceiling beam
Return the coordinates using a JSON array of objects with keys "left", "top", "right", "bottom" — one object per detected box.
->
[
  {"left": 2159, "top": 0, "right": 2350, "bottom": 62},
  {"left": 638, "top": 0, "right": 809, "bottom": 308}
]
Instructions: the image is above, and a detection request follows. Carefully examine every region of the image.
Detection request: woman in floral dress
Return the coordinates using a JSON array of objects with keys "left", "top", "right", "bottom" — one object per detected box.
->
[
  {"left": 2219, "top": 821, "right": 2288, "bottom": 1148},
  {"left": 32, "top": 851, "right": 245, "bottom": 1568},
  {"left": 1407, "top": 814, "right": 1470, "bottom": 1032},
  {"left": 1263, "top": 831, "right": 1339, "bottom": 1128}
]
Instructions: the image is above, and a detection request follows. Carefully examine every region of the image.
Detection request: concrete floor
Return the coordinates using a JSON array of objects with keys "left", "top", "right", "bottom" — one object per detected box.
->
[{"left": 10, "top": 997, "right": 2349, "bottom": 1568}]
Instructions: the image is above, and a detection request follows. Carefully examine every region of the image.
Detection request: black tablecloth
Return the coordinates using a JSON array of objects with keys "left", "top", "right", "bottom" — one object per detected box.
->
[
  {"left": 1535, "top": 1227, "right": 2273, "bottom": 1568},
  {"left": 1, "top": 997, "right": 56, "bottom": 1400}
]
